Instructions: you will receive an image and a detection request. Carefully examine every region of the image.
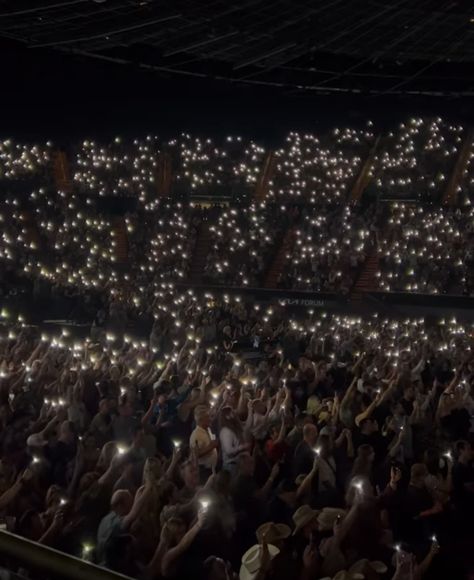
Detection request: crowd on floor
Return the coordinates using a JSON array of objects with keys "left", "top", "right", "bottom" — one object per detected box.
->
[{"left": 0, "top": 292, "right": 472, "bottom": 579}]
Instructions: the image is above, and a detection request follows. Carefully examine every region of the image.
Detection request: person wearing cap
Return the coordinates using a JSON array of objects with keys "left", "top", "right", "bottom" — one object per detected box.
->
[
  {"left": 291, "top": 504, "right": 320, "bottom": 566},
  {"left": 239, "top": 539, "right": 279, "bottom": 580},
  {"left": 254, "top": 522, "right": 293, "bottom": 580},
  {"left": 318, "top": 504, "right": 357, "bottom": 578},
  {"left": 346, "top": 558, "right": 388, "bottom": 579},
  {"left": 292, "top": 507, "right": 320, "bottom": 537},
  {"left": 256, "top": 522, "right": 290, "bottom": 549},
  {"left": 203, "top": 555, "right": 237, "bottom": 580}
]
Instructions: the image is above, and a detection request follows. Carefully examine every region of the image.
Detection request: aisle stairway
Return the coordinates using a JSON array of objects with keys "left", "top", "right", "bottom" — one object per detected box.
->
[
  {"left": 254, "top": 151, "right": 276, "bottom": 202},
  {"left": 442, "top": 128, "right": 473, "bottom": 205},
  {"left": 263, "top": 227, "right": 296, "bottom": 288},
  {"left": 156, "top": 152, "right": 173, "bottom": 197},
  {"left": 349, "top": 135, "right": 380, "bottom": 204},
  {"left": 52, "top": 150, "right": 73, "bottom": 193},
  {"left": 351, "top": 250, "right": 379, "bottom": 302},
  {"left": 188, "top": 223, "right": 212, "bottom": 283},
  {"left": 111, "top": 217, "right": 129, "bottom": 263}
]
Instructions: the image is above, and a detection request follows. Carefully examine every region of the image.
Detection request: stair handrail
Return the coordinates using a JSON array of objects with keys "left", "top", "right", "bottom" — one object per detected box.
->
[{"left": 0, "top": 530, "right": 132, "bottom": 580}]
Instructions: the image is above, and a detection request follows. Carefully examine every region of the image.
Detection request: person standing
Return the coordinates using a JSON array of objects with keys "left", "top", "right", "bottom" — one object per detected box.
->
[
  {"left": 190, "top": 406, "right": 218, "bottom": 481},
  {"left": 218, "top": 406, "right": 249, "bottom": 474}
]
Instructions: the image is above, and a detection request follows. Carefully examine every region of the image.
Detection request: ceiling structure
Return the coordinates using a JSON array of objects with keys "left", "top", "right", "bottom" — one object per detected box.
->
[{"left": 1, "top": 0, "right": 473, "bottom": 96}]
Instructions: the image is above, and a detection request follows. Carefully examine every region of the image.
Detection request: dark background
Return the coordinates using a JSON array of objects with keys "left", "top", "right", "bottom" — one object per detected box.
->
[{"left": 1, "top": 40, "right": 473, "bottom": 144}]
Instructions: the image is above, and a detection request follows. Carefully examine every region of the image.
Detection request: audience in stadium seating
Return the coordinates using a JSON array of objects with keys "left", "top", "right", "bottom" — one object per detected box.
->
[
  {"left": 278, "top": 204, "right": 378, "bottom": 293},
  {"left": 0, "top": 139, "right": 52, "bottom": 183},
  {"left": 376, "top": 204, "right": 474, "bottom": 295},
  {"left": 1, "top": 195, "right": 474, "bottom": 300},
  {"left": 203, "top": 203, "right": 292, "bottom": 287},
  {"left": 458, "top": 138, "right": 474, "bottom": 206},
  {"left": 369, "top": 118, "right": 463, "bottom": 201},
  {"left": 270, "top": 125, "right": 374, "bottom": 203}
]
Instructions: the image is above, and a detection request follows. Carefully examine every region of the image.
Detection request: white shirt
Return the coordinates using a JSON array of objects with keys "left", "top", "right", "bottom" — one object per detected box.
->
[
  {"left": 219, "top": 427, "right": 241, "bottom": 466},
  {"left": 190, "top": 426, "right": 218, "bottom": 469}
]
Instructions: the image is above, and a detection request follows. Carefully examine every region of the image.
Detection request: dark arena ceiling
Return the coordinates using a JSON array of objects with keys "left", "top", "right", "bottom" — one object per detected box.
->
[{"left": 1, "top": 0, "right": 473, "bottom": 96}]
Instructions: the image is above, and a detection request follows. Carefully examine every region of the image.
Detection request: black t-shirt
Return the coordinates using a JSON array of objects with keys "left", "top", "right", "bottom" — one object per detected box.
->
[
  {"left": 46, "top": 440, "right": 76, "bottom": 485},
  {"left": 292, "top": 440, "right": 314, "bottom": 477},
  {"left": 452, "top": 461, "right": 474, "bottom": 512},
  {"left": 400, "top": 397, "right": 414, "bottom": 416},
  {"left": 281, "top": 335, "right": 301, "bottom": 366},
  {"left": 230, "top": 474, "right": 264, "bottom": 551},
  {"left": 231, "top": 474, "right": 260, "bottom": 515},
  {"left": 403, "top": 485, "right": 432, "bottom": 519},
  {"left": 288, "top": 380, "right": 308, "bottom": 412},
  {"left": 372, "top": 401, "right": 391, "bottom": 425},
  {"left": 399, "top": 485, "right": 433, "bottom": 542},
  {"left": 269, "top": 550, "right": 299, "bottom": 580},
  {"left": 440, "top": 408, "right": 471, "bottom": 440}
]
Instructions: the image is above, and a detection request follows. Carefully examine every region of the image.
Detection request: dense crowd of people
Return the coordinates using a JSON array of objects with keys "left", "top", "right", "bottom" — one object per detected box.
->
[
  {"left": 369, "top": 119, "right": 464, "bottom": 200},
  {"left": 376, "top": 204, "right": 474, "bottom": 295},
  {"left": 0, "top": 294, "right": 472, "bottom": 580},
  {"left": 458, "top": 140, "right": 474, "bottom": 206},
  {"left": 278, "top": 205, "right": 377, "bottom": 293},
  {"left": 1, "top": 189, "right": 473, "bottom": 300},
  {"left": 0, "top": 116, "right": 472, "bottom": 302},
  {"left": 0, "top": 116, "right": 473, "bottom": 579},
  {"left": 1, "top": 117, "right": 471, "bottom": 206},
  {"left": 203, "top": 204, "right": 291, "bottom": 287},
  {"left": 0, "top": 139, "right": 52, "bottom": 182},
  {"left": 269, "top": 128, "right": 373, "bottom": 204}
]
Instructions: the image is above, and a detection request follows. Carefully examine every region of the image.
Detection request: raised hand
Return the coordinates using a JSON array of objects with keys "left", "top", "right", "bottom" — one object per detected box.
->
[
  {"left": 430, "top": 539, "right": 440, "bottom": 556},
  {"left": 311, "top": 454, "right": 320, "bottom": 473},
  {"left": 390, "top": 465, "right": 402, "bottom": 486},
  {"left": 269, "top": 462, "right": 280, "bottom": 481},
  {"left": 342, "top": 428, "right": 352, "bottom": 440},
  {"left": 302, "top": 543, "right": 319, "bottom": 571},
  {"left": 18, "top": 467, "right": 34, "bottom": 484},
  {"left": 51, "top": 508, "right": 66, "bottom": 530}
]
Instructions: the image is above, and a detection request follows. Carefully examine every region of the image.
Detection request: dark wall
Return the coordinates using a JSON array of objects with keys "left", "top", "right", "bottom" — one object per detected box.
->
[{"left": 1, "top": 41, "right": 473, "bottom": 144}]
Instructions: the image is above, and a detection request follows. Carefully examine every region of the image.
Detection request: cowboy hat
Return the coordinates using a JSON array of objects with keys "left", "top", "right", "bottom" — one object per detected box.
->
[
  {"left": 349, "top": 559, "right": 388, "bottom": 575},
  {"left": 256, "top": 522, "right": 291, "bottom": 544},
  {"left": 317, "top": 508, "right": 347, "bottom": 531},
  {"left": 292, "top": 505, "right": 320, "bottom": 535},
  {"left": 333, "top": 572, "right": 364, "bottom": 580},
  {"left": 239, "top": 544, "right": 279, "bottom": 580}
]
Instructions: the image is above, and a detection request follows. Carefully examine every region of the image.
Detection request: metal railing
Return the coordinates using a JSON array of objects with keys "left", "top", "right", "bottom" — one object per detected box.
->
[{"left": 0, "top": 531, "right": 132, "bottom": 580}]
